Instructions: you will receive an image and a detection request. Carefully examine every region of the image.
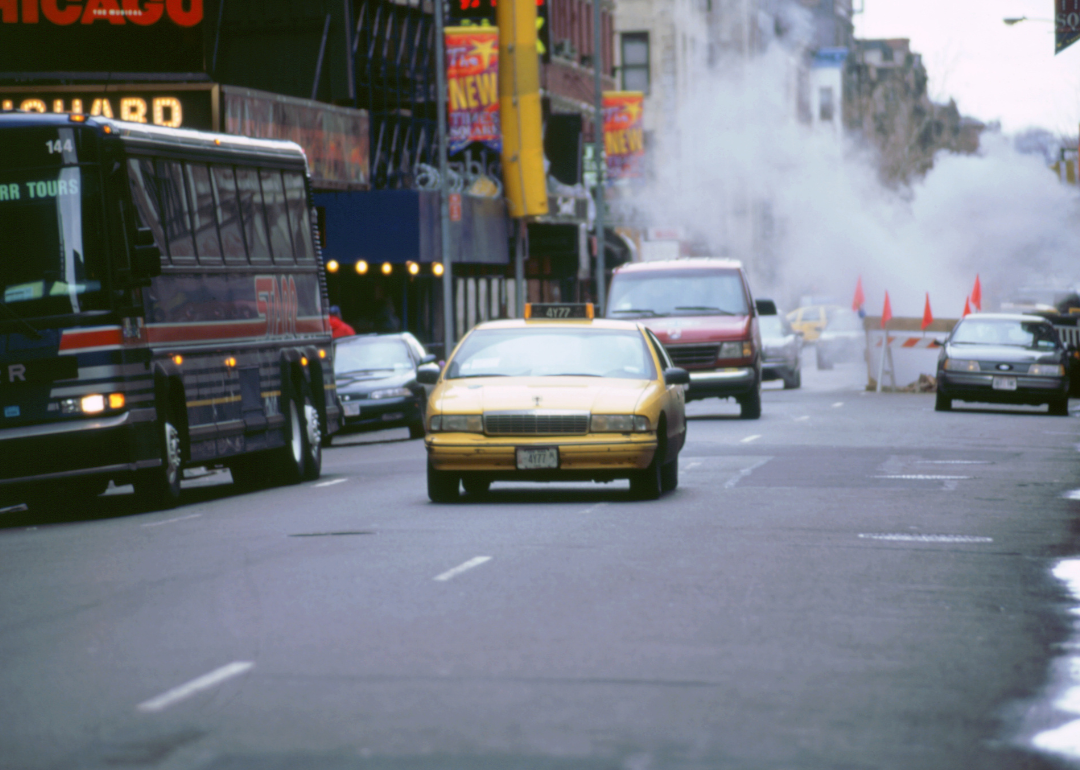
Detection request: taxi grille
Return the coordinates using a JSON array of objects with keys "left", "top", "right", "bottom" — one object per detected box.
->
[
  {"left": 484, "top": 412, "right": 589, "bottom": 435},
  {"left": 665, "top": 344, "right": 719, "bottom": 367}
]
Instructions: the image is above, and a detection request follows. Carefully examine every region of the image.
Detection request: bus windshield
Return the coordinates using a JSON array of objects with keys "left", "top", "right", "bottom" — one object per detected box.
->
[{"left": 0, "top": 128, "right": 108, "bottom": 318}]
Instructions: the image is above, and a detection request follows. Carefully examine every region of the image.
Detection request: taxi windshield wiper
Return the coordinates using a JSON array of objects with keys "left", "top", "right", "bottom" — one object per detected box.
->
[
  {"left": 609, "top": 308, "right": 658, "bottom": 317},
  {"left": 674, "top": 306, "right": 736, "bottom": 315},
  {"left": 0, "top": 300, "right": 43, "bottom": 340}
]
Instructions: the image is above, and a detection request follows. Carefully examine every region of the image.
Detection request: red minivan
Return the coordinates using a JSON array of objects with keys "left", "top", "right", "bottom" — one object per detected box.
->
[{"left": 606, "top": 259, "right": 763, "bottom": 419}]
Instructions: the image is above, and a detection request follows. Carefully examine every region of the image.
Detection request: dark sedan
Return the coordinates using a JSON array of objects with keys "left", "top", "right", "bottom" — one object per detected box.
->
[
  {"left": 936, "top": 313, "right": 1071, "bottom": 415},
  {"left": 332, "top": 334, "right": 435, "bottom": 440}
]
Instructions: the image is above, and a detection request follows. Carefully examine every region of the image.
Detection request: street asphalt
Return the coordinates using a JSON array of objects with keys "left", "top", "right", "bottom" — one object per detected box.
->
[{"left": 3, "top": 355, "right": 1080, "bottom": 770}]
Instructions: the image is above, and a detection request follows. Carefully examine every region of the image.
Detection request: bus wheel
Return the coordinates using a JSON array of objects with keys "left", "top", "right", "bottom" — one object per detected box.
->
[
  {"left": 275, "top": 384, "right": 319, "bottom": 485},
  {"left": 301, "top": 387, "right": 323, "bottom": 481},
  {"left": 134, "top": 409, "right": 182, "bottom": 510}
]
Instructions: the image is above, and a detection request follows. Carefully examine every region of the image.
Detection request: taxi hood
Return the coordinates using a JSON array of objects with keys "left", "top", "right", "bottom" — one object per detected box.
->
[
  {"left": 434, "top": 377, "right": 655, "bottom": 414},
  {"left": 640, "top": 314, "right": 753, "bottom": 345}
]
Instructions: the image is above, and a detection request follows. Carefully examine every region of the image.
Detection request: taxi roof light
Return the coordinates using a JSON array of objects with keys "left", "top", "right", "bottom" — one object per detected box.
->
[{"left": 524, "top": 303, "right": 594, "bottom": 321}]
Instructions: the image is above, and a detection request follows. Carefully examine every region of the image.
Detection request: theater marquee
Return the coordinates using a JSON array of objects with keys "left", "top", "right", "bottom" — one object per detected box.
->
[{"left": 0, "top": 84, "right": 219, "bottom": 131}]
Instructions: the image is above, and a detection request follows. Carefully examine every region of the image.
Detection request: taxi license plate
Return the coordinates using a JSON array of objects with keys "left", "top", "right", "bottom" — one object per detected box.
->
[
  {"left": 993, "top": 376, "right": 1018, "bottom": 391},
  {"left": 516, "top": 447, "right": 558, "bottom": 470},
  {"left": 344, "top": 403, "right": 361, "bottom": 416}
]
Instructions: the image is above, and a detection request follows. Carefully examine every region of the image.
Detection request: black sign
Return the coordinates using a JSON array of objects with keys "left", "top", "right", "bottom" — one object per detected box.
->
[
  {"left": 0, "top": 85, "right": 218, "bottom": 131},
  {"left": 448, "top": 0, "right": 550, "bottom": 62},
  {"left": 525, "top": 303, "right": 594, "bottom": 320},
  {"left": 1, "top": 357, "right": 78, "bottom": 387},
  {"left": 1058, "top": 0, "right": 1080, "bottom": 53},
  {"left": 0, "top": 0, "right": 206, "bottom": 74}
]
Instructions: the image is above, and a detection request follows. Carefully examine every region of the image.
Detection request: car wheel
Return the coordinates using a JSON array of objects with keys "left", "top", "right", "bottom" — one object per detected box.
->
[
  {"left": 427, "top": 461, "right": 460, "bottom": 502},
  {"left": 739, "top": 383, "right": 762, "bottom": 420},
  {"left": 630, "top": 453, "right": 663, "bottom": 500},
  {"left": 1050, "top": 397, "right": 1070, "bottom": 416},
  {"left": 660, "top": 455, "right": 679, "bottom": 492},
  {"left": 133, "top": 404, "right": 183, "bottom": 510},
  {"left": 935, "top": 391, "right": 952, "bottom": 412},
  {"left": 783, "top": 367, "right": 801, "bottom": 389},
  {"left": 462, "top": 475, "right": 491, "bottom": 496},
  {"left": 408, "top": 420, "right": 426, "bottom": 439}
]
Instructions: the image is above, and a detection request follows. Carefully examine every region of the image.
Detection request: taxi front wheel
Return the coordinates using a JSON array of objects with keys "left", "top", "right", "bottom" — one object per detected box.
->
[
  {"left": 630, "top": 455, "right": 664, "bottom": 500},
  {"left": 427, "top": 461, "right": 460, "bottom": 502}
]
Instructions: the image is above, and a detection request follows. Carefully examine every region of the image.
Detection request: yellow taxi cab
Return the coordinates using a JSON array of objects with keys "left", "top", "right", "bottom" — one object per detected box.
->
[
  {"left": 786, "top": 304, "right": 844, "bottom": 342},
  {"left": 417, "top": 303, "right": 689, "bottom": 502}
]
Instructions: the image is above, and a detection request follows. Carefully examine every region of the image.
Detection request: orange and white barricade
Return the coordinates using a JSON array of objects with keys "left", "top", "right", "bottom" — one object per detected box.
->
[{"left": 863, "top": 317, "right": 958, "bottom": 392}]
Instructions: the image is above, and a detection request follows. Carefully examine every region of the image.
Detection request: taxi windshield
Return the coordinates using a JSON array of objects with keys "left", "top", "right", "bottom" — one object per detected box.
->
[
  {"left": 607, "top": 269, "right": 749, "bottom": 318},
  {"left": 951, "top": 319, "right": 1059, "bottom": 350},
  {"left": 447, "top": 328, "right": 657, "bottom": 380},
  {"left": 0, "top": 127, "right": 107, "bottom": 318}
]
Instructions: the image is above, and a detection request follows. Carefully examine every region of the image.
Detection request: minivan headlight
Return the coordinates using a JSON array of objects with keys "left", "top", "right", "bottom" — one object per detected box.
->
[{"left": 429, "top": 414, "right": 483, "bottom": 432}]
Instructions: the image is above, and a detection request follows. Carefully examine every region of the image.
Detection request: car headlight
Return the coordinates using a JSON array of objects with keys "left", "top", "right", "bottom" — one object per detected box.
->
[
  {"left": 717, "top": 341, "right": 753, "bottom": 359},
  {"left": 1030, "top": 363, "right": 1066, "bottom": 376},
  {"left": 944, "top": 359, "right": 980, "bottom": 372},
  {"left": 429, "top": 414, "right": 483, "bottom": 432},
  {"left": 61, "top": 393, "right": 125, "bottom": 415},
  {"left": 370, "top": 387, "right": 412, "bottom": 399},
  {"left": 590, "top": 414, "right": 651, "bottom": 433}
]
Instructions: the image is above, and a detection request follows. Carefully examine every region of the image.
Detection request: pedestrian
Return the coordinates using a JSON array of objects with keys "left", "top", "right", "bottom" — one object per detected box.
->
[{"left": 328, "top": 305, "right": 355, "bottom": 338}]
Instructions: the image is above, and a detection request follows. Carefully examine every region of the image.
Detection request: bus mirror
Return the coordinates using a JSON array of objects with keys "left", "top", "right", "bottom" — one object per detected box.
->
[{"left": 131, "top": 227, "right": 162, "bottom": 280}]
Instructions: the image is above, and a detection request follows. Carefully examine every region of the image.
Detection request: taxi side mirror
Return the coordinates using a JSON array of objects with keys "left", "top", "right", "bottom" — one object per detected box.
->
[
  {"left": 664, "top": 367, "right": 690, "bottom": 386},
  {"left": 417, "top": 362, "right": 441, "bottom": 384}
]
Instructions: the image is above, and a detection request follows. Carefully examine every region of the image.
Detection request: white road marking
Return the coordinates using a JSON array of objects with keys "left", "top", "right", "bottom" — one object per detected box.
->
[
  {"left": 434, "top": 556, "right": 492, "bottom": 582},
  {"left": 136, "top": 661, "right": 254, "bottom": 713},
  {"left": 725, "top": 457, "right": 773, "bottom": 489},
  {"left": 794, "top": 416, "right": 810, "bottom": 422},
  {"left": 858, "top": 533, "right": 993, "bottom": 543},
  {"left": 683, "top": 461, "right": 702, "bottom": 471},
  {"left": 582, "top": 502, "right": 609, "bottom": 514},
  {"left": 917, "top": 460, "right": 991, "bottom": 465},
  {"left": 1063, "top": 490, "right": 1080, "bottom": 501},
  {"left": 874, "top": 474, "right": 972, "bottom": 480},
  {"left": 140, "top": 513, "right": 202, "bottom": 528},
  {"left": 313, "top": 478, "right": 347, "bottom": 488},
  {"left": 740, "top": 434, "right": 761, "bottom": 444},
  {"left": 832, "top": 402, "right": 844, "bottom": 408}
]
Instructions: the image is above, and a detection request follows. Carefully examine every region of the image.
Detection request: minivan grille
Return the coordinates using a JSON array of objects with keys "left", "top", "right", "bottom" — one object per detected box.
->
[
  {"left": 484, "top": 412, "right": 589, "bottom": 435},
  {"left": 665, "top": 344, "right": 719, "bottom": 367}
]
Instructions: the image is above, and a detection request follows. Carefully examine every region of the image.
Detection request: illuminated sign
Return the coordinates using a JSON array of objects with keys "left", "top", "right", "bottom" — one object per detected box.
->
[
  {"left": 449, "top": 0, "right": 549, "bottom": 61},
  {"left": 0, "top": 0, "right": 205, "bottom": 72},
  {"left": 0, "top": 85, "right": 219, "bottom": 130}
]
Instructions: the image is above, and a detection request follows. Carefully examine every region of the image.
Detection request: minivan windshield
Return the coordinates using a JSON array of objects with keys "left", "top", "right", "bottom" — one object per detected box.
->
[{"left": 607, "top": 269, "right": 749, "bottom": 318}]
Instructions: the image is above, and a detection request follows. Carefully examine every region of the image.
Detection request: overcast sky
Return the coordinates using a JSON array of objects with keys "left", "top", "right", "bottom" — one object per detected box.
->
[{"left": 855, "top": 0, "right": 1080, "bottom": 136}]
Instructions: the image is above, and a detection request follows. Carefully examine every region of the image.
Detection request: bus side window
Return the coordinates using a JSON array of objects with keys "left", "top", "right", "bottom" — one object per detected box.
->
[
  {"left": 211, "top": 165, "right": 247, "bottom": 264},
  {"left": 186, "top": 163, "right": 223, "bottom": 265},
  {"left": 156, "top": 159, "right": 196, "bottom": 266},
  {"left": 126, "top": 158, "right": 168, "bottom": 259},
  {"left": 261, "top": 169, "right": 294, "bottom": 265},
  {"left": 283, "top": 172, "right": 316, "bottom": 264},
  {"left": 235, "top": 166, "right": 271, "bottom": 265}
]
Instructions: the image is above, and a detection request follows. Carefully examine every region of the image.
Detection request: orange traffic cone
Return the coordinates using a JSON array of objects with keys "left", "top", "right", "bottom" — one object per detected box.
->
[
  {"left": 921, "top": 293, "right": 933, "bottom": 330},
  {"left": 881, "top": 291, "right": 893, "bottom": 328}
]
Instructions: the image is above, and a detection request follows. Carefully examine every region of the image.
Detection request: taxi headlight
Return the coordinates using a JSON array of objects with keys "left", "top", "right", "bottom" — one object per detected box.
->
[
  {"left": 718, "top": 342, "right": 744, "bottom": 359},
  {"left": 430, "top": 414, "right": 483, "bottom": 432},
  {"left": 1030, "top": 363, "right": 1066, "bottom": 376},
  {"left": 591, "top": 414, "right": 651, "bottom": 433},
  {"left": 370, "top": 387, "right": 412, "bottom": 399},
  {"left": 944, "top": 358, "right": 980, "bottom": 372}
]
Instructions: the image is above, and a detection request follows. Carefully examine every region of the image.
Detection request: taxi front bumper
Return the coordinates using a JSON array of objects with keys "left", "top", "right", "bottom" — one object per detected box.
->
[{"left": 426, "top": 432, "right": 658, "bottom": 477}]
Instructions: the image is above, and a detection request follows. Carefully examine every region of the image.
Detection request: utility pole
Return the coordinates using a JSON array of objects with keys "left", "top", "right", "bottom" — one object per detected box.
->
[
  {"left": 434, "top": 0, "right": 455, "bottom": 355},
  {"left": 592, "top": 0, "right": 606, "bottom": 314}
]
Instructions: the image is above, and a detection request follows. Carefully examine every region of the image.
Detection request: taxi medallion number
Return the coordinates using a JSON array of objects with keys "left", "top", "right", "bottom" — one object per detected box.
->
[
  {"left": 516, "top": 446, "right": 558, "bottom": 470},
  {"left": 993, "top": 376, "right": 1018, "bottom": 391}
]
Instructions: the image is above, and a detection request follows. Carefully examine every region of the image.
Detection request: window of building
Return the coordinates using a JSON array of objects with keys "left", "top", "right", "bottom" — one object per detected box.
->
[
  {"left": 621, "top": 32, "right": 649, "bottom": 94},
  {"left": 819, "top": 87, "right": 834, "bottom": 122}
]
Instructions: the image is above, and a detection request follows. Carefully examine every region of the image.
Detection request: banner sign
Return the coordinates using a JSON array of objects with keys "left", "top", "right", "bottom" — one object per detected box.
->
[
  {"left": 1057, "top": 1, "right": 1080, "bottom": 53},
  {"left": 0, "top": 0, "right": 206, "bottom": 73},
  {"left": 448, "top": 0, "right": 550, "bottom": 62},
  {"left": 223, "top": 86, "right": 369, "bottom": 191},
  {"left": 0, "top": 84, "right": 218, "bottom": 130},
  {"left": 603, "top": 91, "right": 645, "bottom": 182},
  {"left": 446, "top": 26, "right": 501, "bottom": 154}
]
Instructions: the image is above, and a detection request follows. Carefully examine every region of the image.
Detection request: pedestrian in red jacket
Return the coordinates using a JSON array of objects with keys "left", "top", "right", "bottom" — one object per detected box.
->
[{"left": 329, "top": 306, "right": 355, "bottom": 338}]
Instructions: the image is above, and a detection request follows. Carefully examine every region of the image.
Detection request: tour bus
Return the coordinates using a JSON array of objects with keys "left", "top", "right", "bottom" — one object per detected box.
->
[{"left": 0, "top": 111, "right": 341, "bottom": 510}]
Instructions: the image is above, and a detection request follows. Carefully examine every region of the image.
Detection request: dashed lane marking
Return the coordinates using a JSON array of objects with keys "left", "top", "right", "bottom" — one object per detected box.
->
[
  {"left": 832, "top": 402, "right": 844, "bottom": 408},
  {"left": 141, "top": 513, "right": 202, "bottom": 528},
  {"left": 434, "top": 556, "right": 492, "bottom": 582},
  {"left": 1063, "top": 490, "right": 1080, "bottom": 501},
  {"left": 917, "top": 460, "right": 991, "bottom": 465},
  {"left": 740, "top": 435, "right": 761, "bottom": 444},
  {"left": 582, "top": 502, "right": 609, "bottom": 514},
  {"left": 794, "top": 416, "right": 810, "bottom": 422},
  {"left": 137, "top": 661, "right": 254, "bottom": 713},
  {"left": 859, "top": 533, "right": 993, "bottom": 543},
  {"left": 725, "top": 458, "right": 773, "bottom": 489},
  {"left": 874, "top": 475, "right": 972, "bottom": 481},
  {"left": 313, "top": 478, "right": 347, "bottom": 488}
]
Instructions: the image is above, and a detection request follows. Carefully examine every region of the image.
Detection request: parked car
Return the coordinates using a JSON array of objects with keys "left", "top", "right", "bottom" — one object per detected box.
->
[
  {"left": 936, "top": 313, "right": 1071, "bottom": 415},
  {"left": 759, "top": 310, "right": 802, "bottom": 389},
  {"left": 606, "top": 258, "right": 764, "bottom": 419},
  {"left": 816, "top": 309, "right": 866, "bottom": 370},
  {"left": 332, "top": 333, "right": 436, "bottom": 441}
]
